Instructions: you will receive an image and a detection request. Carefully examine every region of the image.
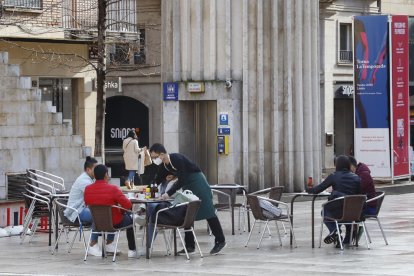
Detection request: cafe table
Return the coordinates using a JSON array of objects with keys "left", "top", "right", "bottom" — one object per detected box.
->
[
  {"left": 129, "top": 197, "right": 173, "bottom": 259},
  {"left": 286, "top": 191, "right": 330, "bottom": 248},
  {"left": 210, "top": 184, "right": 249, "bottom": 235}
]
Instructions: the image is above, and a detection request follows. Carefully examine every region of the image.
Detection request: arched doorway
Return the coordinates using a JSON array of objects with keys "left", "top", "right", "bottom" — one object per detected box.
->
[{"left": 105, "top": 96, "right": 149, "bottom": 179}]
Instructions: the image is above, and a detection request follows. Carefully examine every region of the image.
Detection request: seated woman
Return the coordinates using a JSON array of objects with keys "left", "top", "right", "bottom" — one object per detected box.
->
[{"left": 306, "top": 155, "right": 361, "bottom": 246}]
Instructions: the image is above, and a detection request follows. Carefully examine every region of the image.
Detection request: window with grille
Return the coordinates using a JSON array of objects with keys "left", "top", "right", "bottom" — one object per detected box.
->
[
  {"left": 338, "top": 23, "right": 353, "bottom": 63},
  {"left": 4, "top": 0, "right": 42, "bottom": 9}
]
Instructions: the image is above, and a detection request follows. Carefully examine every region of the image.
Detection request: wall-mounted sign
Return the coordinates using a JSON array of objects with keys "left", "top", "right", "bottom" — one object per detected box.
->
[
  {"left": 163, "top": 82, "right": 178, "bottom": 101},
  {"left": 187, "top": 82, "right": 205, "bottom": 92},
  {"left": 334, "top": 84, "right": 354, "bottom": 99},
  {"left": 88, "top": 45, "right": 99, "bottom": 60},
  {"left": 92, "top": 77, "right": 122, "bottom": 92},
  {"left": 218, "top": 127, "right": 231, "bottom": 135},
  {"left": 219, "top": 113, "right": 229, "bottom": 125}
]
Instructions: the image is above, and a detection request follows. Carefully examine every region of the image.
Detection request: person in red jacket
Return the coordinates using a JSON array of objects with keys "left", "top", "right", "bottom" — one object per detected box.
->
[
  {"left": 348, "top": 156, "right": 377, "bottom": 215},
  {"left": 84, "top": 164, "right": 137, "bottom": 258}
]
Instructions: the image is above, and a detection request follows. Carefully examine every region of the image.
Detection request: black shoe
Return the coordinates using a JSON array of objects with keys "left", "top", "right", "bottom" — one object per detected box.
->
[
  {"left": 178, "top": 247, "right": 195, "bottom": 255},
  {"left": 210, "top": 242, "right": 226, "bottom": 255},
  {"left": 323, "top": 231, "right": 338, "bottom": 244}
]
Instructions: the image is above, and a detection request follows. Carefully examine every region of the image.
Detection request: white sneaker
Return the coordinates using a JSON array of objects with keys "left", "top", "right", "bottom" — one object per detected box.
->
[
  {"left": 128, "top": 250, "right": 137, "bottom": 258},
  {"left": 87, "top": 243, "right": 102, "bottom": 257},
  {"left": 106, "top": 242, "right": 121, "bottom": 254}
]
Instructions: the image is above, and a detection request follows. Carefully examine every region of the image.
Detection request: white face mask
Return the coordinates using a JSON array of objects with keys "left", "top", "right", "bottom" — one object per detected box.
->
[{"left": 153, "top": 157, "right": 163, "bottom": 166}]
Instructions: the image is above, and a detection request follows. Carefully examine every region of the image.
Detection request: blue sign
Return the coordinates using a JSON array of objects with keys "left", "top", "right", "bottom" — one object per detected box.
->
[
  {"left": 163, "top": 82, "right": 178, "bottom": 101},
  {"left": 219, "top": 113, "right": 229, "bottom": 125},
  {"left": 218, "top": 127, "right": 231, "bottom": 135}
]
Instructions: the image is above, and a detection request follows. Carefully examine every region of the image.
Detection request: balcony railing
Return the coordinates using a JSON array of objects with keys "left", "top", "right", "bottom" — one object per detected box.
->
[
  {"left": 339, "top": 50, "right": 353, "bottom": 63},
  {"left": 63, "top": 0, "right": 137, "bottom": 33}
]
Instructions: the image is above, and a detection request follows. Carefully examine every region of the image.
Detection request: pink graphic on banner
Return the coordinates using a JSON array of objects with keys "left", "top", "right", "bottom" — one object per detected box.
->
[{"left": 391, "top": 15, "right": 410, "bottom": 177}]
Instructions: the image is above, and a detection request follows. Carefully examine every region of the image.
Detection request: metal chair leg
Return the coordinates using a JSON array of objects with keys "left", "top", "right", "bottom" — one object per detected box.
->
[
  {"left": 274, "top": 222, "right": 282, "bottom": 246},
  {"left": 335, "top": 222, "right": 343, "bottom": 250},
  {"left": 318, "top": 218, "right": 324, "bottom": 248},
  {"left": 376, "top": 218, "right": 388, "bottom": 245},
  {"left": 112, "top": 231, "right": 120, "bottom": 262},
  {"left": 176, "top": 229, "right": 189, "bottom": 260},
  {"left": 68, "top": 229, "right": 79, "bottom": 253},
  {"left": 257, "top": 221, "right": 269, "bottom": 249},
  {"left": 51, "top": 227, "right": 64, "bottom": 255},
  {"left": 192, "top": 227, "right": 203, "bottom": 258},
  {"left": 245, "top": 220, "right": 257, "bottom": 247},
  {"left": 361, "top": 222, "right": 370, "bottom": 250},
  {"left": 84, "top": 231, "right": 93, "bottom": 261}
]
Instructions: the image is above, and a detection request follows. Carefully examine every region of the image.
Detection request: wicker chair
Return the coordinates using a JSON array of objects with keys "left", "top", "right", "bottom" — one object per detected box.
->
[
  {"left": 318, "top": 195, "right": 368, "bottom": 250},
  {"left": 248, "top": 187, "right": 285, "bottom": 235},
  {"left": 51, "top": 198, "right": 91, "bottom": 255},
  {"left": 150, "top": 200, "right": 202, "bottom": 260},
  {"left": 84, "top": 205, "right": 135, "bottom": 262},
  {"left": 245, "top": 195, "right": 296, "bottom": 249},
  {"left": 364, "top": 191, "right": 388, "bottom": 245}
]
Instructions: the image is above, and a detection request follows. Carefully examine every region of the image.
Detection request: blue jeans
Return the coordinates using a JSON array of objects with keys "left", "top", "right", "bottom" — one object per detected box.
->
[
  {"left": 79, "top": 207, "right": 114, "bottom": 242},
  {"left": 128, "top": 171, "right": 136, "bottom": 183}
]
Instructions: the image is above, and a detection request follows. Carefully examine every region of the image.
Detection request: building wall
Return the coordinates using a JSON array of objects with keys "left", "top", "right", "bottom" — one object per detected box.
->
[
  {"left": 161, "top": 0, "right": 321, "bottom": 192},
  {"left": 320, "top": 0, "right": 379, "bottom": 169},
  {"left": 381, "top": 0, "right": 414, "bottom": 15}
]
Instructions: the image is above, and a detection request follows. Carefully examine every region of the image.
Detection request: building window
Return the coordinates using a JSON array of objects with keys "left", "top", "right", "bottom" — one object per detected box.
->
[
  {"left": 4, "top": 0, "right": 42, "bottom": 9},
  {"left": 39, "top": 78, "right": 72, "bottom": 121},
  {"left": 109, "top": 44, "right": 131, "bottom": 65},
  {"left": 134, "top": 28, "right": 146, "bottom": 65},
  {"left": 339, "top": 23, "right": 353, "bottom": 63},
  {"left": 108, "top": 28, "right": 146, "bottom": 66}
]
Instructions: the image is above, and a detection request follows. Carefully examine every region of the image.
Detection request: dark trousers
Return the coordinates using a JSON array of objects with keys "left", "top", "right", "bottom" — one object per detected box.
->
[
  {"left": 184, "top": 216, "right": 225, "bottom": 249},
  {"left": 114, "top": 213, "right": 136, "bottom": 251}
]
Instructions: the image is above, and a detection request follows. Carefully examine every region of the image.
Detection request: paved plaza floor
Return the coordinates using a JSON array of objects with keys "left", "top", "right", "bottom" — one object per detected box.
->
[{"left": 0, "top": 191, "right": 413, "bottom": 276}]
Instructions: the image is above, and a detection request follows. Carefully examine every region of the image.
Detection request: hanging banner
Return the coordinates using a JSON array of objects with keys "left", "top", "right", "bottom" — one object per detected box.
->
[
  {"left": 391, "top": 15, "right": 410, "bottom": 177},
  {"left": 354, "top": 15, "right": 390, "bottom": 177}
]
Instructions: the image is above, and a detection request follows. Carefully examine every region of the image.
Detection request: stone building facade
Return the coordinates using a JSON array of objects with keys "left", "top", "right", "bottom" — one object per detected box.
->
[{"left": 161, "top": 0, "right": 321, "bottom": 192}]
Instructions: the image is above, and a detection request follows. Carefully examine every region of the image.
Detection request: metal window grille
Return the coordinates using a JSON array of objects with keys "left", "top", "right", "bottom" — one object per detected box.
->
[{"left": 4, "top": 0, "right": 42, "bottom": 9}]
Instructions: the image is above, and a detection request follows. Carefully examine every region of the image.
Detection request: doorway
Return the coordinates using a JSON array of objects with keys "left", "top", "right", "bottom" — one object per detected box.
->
[
  {"left": 105, "top": 96, "right": 149, "bottom": 178},
  {"left": 179, "top": 101, "right": 218, "bottom": 184},
  {"left": 334, "top": 98, "right": 354, "bottom": 156}
]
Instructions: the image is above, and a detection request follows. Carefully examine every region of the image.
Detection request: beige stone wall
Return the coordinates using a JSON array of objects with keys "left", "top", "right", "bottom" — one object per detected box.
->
[{"left": 381, "top": 0, "right": 414, "bottom": 15}]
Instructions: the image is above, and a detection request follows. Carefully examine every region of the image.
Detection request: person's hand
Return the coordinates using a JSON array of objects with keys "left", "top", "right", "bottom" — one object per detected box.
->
[{"left": 161, "top": 193, "right": 170, "bottom": 200}]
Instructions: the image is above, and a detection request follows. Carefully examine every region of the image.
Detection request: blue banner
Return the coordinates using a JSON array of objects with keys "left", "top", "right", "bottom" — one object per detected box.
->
[{"left": 354, "top": 15, "right": 389, "bottom": 128}]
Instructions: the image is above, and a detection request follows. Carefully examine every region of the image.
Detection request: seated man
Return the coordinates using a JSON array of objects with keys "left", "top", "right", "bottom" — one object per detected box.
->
[
  {"left": 64, "top": 156, "right": 116, "bottom": 257},
  {"left": 84, "top": 164, "right": 137, "bottom": 258}
]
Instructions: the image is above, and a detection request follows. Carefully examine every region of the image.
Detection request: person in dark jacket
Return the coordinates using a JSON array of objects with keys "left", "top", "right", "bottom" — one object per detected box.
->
[
  {"left": 348, "top": 156, "right": 377, "bottom": 215},
  {"left": 150, "top": 143, "right": 226, "bottom": 255},
  {"left": 307, "top": 155, "right": 361, "bottom": 246}
]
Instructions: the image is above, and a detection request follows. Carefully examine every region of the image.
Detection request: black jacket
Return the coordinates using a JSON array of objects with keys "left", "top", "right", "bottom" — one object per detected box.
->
[
  {"left": 154, "top": 153, "right": 201, "bottom": 196},
  {"left": 307, "top": 170, "right": 361, "bottom": 200}
]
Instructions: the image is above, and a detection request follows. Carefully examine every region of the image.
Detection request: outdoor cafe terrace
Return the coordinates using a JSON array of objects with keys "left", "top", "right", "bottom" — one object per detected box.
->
[{"left": 0, "top": 186, "right": 413, "bottom": 276}]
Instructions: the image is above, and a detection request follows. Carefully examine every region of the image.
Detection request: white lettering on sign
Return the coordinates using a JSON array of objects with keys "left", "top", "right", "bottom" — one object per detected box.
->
[
  {"left": 110, "top": 128, "right": 135, "bottom": 139},
  {"left": 105, "top": 81, "right": 118, "bottom": 89},
  {"left": 342, "top": 85, "right": 354, "bottom": 96}
]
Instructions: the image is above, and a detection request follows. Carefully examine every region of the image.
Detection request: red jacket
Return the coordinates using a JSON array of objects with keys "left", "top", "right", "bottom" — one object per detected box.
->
[
  {"left": 356, "top": 163, "right": 377, "bottom": 208},
  {"left": 84, "top": 180, "right": 132, "bottom": 225}
]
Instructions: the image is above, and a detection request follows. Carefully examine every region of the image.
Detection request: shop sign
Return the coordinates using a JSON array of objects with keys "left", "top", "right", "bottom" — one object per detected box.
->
[
  {"left": 187, "top": 82, "right": 205, "bottom": 92},
  {"left": 334, "top": 85, "right": 354, "bottom": 98}
]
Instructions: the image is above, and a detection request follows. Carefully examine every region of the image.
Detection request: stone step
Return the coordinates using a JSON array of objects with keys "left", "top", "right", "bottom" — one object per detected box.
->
[
  {"left": 0, "top": 52, "right": 8, "bottom": 64},
  {"left": 0, "top": 135, "right": 83, "bottom": 150},
  {"left": 0, "top": 88, "right": 41, "bottom": 101},
  {"left": 0, "top": 147, "right": 84, "bottom": 185},
  {"left": 0, "top": 76, "right": 31, "bottom": 89},
  {"left": 0, "top": 111, "right": 63, "bottom": 126},
  {"left": 0, "top": 100, "right": 56, "bottom": 113},
  {"left": 0, "top": 123, "right": 72, "bottom": 138},
  {"left": 0, "top": 64, "right": 20, "bottom": 77}
]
